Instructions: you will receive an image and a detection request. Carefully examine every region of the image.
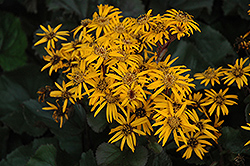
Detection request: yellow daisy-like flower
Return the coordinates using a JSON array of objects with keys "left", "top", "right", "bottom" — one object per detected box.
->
[
  {"left": 61, "top": 38, "right": 82, "bottom": 59},
  {"left": 187, "top": 109, "right": 218, "bottom": 141},
  {"left": 164, "top": 9, "right": 201, "bottom": 35},
  {"left": 248, "top": 4, "right": 250, "bottom": 15},
  {"left": 88, "top": 75, "right": 114, "bottom": 105},
  {"left": 141, "top": 14, "right": 169, "bottom": 45},
  {"left": 42, "top": 99, "right": 69, "bottom": 128},
  {"left": 66, "top": 60, "right": 100, "bottom": 99},
  {"left": 222, "top": 57, "right": 250, "bottom": 89},
  {"left": 176, "top": 132, "right": 212, "bottom": 160},
  {"left": 34, "top": 24, "right": 69, "bottom": 49},
  {"left": 148, "top": 65, "right": 194, "bottom": 100},
  {"left": 169, "top": 24, "right": 190, "bottom": 40},
  {"left": 88, "top": 4, "right": 122, "bottom": 38},
  {"left": 131, "top": 9, "right": 156, "bottom": 34},
  {"left": 106, "top": 49, "right": 143, "bottom": 69},
  {"left": 241, "top": 123, "right": 250, "bottom": 146},
  {"left": 37, "top": 85, "right": 52, "bottom": 102},
  {"left": 201, "top": 88, "right": 238, "bottom": 118},
  {"left": 234, "top": 31, "right": 250, "bottom": 53},
  {"left": 153, "top": 98, "right": 197, "bottom": 146},
  {"left": 71, "top": 18, "right": 92, "bottom": 38},
  {"left": 213, "top": 115, "right": 224, "bottom": 143},
  {"left": 108, "top": 112, "right": 148, "bottom": 152},
  {"left": 41, "top": 47, "right": 65, "bottom": 76},
  {"left": 132, "top": 99, "right": 154, "bottom": 135},
  {"left": 84, "top": 43, "right": 123, "bottom": 70},
  {"left": 106, "top": 17, "right": 133, "bottom": 39},
  {"left": 118, "top": 82, "right": 147, "bottom": 111},
  {"left": 107, "top": 63, "right": 148, "bottom": 90},
  {"left": 194, "top": 67, "right": 224, "bottom": 86},
  {"left": 90, "top": 88, "right": 125, "bottom": 123},
  {"left": 188, "top": 92, "right": 208, "bottom": 117},
  {"left": 50, "top": 80, "right": 76, "bottom": 113}
]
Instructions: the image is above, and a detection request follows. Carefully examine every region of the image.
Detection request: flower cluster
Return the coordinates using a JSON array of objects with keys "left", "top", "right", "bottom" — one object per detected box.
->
[{"left": 34, "top": 4, "right": 250, "bottom": 160}]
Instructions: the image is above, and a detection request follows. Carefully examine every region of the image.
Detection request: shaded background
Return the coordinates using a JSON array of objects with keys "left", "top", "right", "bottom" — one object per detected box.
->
[{"left": 0, "top": 0, "right": 250, "bottom": 165}]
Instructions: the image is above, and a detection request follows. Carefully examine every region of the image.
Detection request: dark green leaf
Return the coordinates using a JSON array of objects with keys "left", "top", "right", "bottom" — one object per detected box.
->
[
  {"left": 23, "top": 99, "right": 85, "bottom": 137},
  {"left": 96, "top": 142, "right": 148, "bottom": 166},
  {"left": 149, "top": 0, "right": 213, "bottom": 15},
  {"left": 47, "top": 0, "right": 89, "bottom": 18},
  {"left": 56, "top": 135, "right": 82, "bottom": 160},
  {"left": 87, "top": 108, "right": 108, "bottom": 133},
  {"left": 0, "top": 144, "right": 33, "bottom": 166},
  {"left": 0, "top": 137, "right": 58, "bottom": 166},
  {"left": 189, "top": 23, "right": 236, "bottom": 67},
  {"left": 0, "top": 76, "right": 46, "bottom": 136},
  {"left": 245, "top": 103, "right": 250, "bottom": 122},
  {"left": 1, "top": 109, "right": 46, "bottom": 137},
  {"left": 147, "top": 136, "right": 163, "bottom": 154},
  {"left": 146, "top": 151, "right": 172, "bottom": 166},
  {"left": 79, "top": 149, "right": 97, "bottom": 166},
  {"left": 18, "top": 0, "right": 38, "bottom": 13},
  {"left": 0, "top": 75, "right": 29, "bottom": 118},
  {"left": 113, "top": 0, "right": 145, "bottom": 17},
  {"left": 6, "top": 64, "right": 53, "bottom": 99},
  {"left": 0, "top": 126, "right": 9, "bottom": 159},
  {"left": 26, "top": 144, "right": 57, "bottom": 166},
  {"left": 219, "top": 126, "right": 250, "bottom": 155},
  {"left": 0, "top": 11, "right": 27, "bottom": 71},
  {"left": 168, "top": 0, "right": 214, "bottom": 14},
  {"left": 244, "top": 94, "right": 250, "bottom": 104},
  {"left": 172, "top": 40, "right": 207, "bottom": 73},
  {"left": 222, "top": 0, "right": 250, "bottom": 20}
]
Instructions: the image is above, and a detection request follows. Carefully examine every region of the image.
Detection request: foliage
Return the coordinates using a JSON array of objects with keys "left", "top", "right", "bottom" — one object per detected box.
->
[{"left": 1, "top": 0, "right": 250, "bottom": 165}]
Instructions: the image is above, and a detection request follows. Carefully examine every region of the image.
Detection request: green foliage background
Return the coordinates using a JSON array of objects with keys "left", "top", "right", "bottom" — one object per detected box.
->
[{"left": 0, "top": 0, "right": 250, "bottom": 165}]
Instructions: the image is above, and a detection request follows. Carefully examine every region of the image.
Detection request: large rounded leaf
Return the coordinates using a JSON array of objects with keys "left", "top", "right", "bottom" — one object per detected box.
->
[{"left": 0, "top": 11, "right": 27, "bottom": 71}]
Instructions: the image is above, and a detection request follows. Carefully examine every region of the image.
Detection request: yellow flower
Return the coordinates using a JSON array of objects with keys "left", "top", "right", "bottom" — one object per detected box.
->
[
  {"left": 176, "top": 132, "right": 212, "bottom": 160},
  {"left": 42, "top": 99, "right": 69, "bottom": 128},
  {"left": 222, "top": 57, "right": 250, "bottom": 89},
  {"left": 107, "top": 63, "right": 148, "bottom": 90},
  {"left": 131, "top": 9, "right": 156, "bottom": 34},
  {"left": 88, "top": 4, "right": 122, "bottom": 38},
  {"left": 117, "top": 82, "right": 147, "bottom": 111},
  {"left": 234, "top": 31, "right": 250, "bottom": 53},
  {"left": 241, "top": 123, "right": 250, "bottom": 146},
  {"left": 213, "top": 115, "right": 224, "bottom": 142},
  {"left": 106, "top": 17, "right": 133, "bottom": 39},
  {"left": 41, "top": 47, "right": 65, "bottom": 76},
  {"left": 153, "top": 98, "right": 198, "bottom": 146},
  {"left": 248, "top": 4, "right": 250, "bottom": 15},
  {"left": 61, "top": 38, "right": 82, "bottom": 59},
  {"left": 37, "top": 86, "right": 52, "bottom": 102},
  {"left": 201, "top": 88, "right": 238, "bottom": 118},
  {"left": 50, "top": 80, "right": 76, "bottom": 113},
  {"left": 187, "top": 109, "right": 218, "bottom": 141},
  {"left": 194, "top": 67, "right": 224, "bottom": 86},
  {"left": 108, "top": 112, "right": 147, "bottom": 152},
  {"left": 188, "top": 92, "right": 208, "bottom": 117},
  {"left": 88, "top": 75, "right": 114, "bottom": 106},
  {"left": 141, "top": 14, "right": 169, "bottom": 45},
  {"left": 66, "top": 60, "right": 100, "bottom": 99},
  {"left": 34, "top": 24, "right": 69, "bottom": 49},
  {"left": 169, "top": 24, "right": 190, "bottom": 40},
  {"left": 148, "top": 64, "right": 194, "bottom": 100},
  {"left": 90, "top": 88, "right": 125, "bottom": 123},
  {"left": 71, "top": 18, "right": 92, "bottom": 38},
  {"left": 84, "top": 43, "right": 123, "bottom": 70},
  {"left": 106, "top": 49, "right": 143, "bottom": 69},
  {"left": 164, "top": 9, "right": 201, "bottom": 34},
  {"left": 132, "top": 99, "right": 154, "bottom": 135}
]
